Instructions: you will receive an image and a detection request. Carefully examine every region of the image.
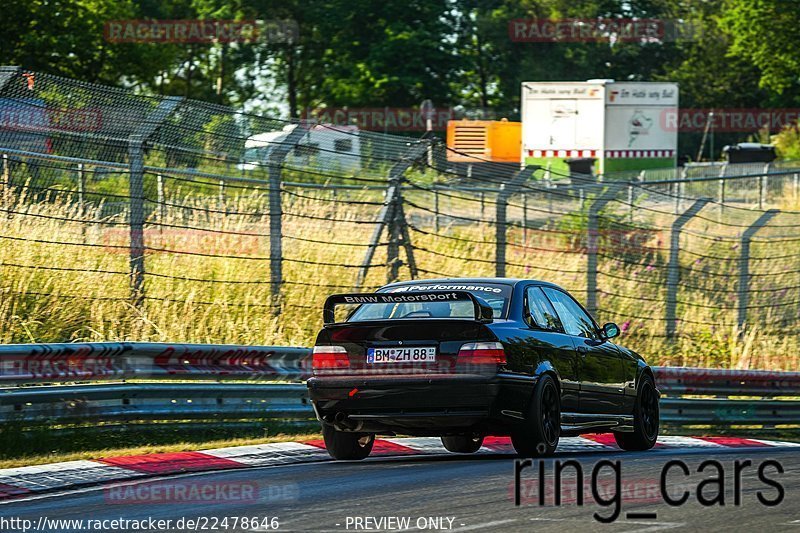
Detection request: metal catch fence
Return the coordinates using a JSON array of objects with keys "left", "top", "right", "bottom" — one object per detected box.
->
[{"left": 1, "top": 67, "right": 800, "bottom": 372}]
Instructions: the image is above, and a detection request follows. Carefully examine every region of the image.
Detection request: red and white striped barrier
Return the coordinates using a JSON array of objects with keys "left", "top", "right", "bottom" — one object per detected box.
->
[{"left": 1, "top": 435, "right": 797, "bottom": 502}]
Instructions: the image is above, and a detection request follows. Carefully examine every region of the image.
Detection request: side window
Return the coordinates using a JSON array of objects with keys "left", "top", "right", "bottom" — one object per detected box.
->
[
  {"left": 526, "top": 287, "right": 562, "bottom": 332},
  {"left": 334, "top": 138, "right": 353, "bottom": 153},
  {"left": 542, "top": 288, "right": 598, "bottom": 339}
]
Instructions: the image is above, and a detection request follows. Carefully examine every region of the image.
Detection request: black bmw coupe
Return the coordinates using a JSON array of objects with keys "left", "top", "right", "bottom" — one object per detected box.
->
[{"left": 307, "top": 278, "right": 659, "bottom": 460}]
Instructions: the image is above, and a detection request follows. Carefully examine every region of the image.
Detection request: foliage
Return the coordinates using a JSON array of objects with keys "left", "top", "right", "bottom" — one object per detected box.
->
[
  {"left": 720, "top": 0, "right": 800, "bottom": 99},
  {"left": 773, "top": 124, "right": 800, "bottom": 161},
  {"left": 3, "top": 0, "right": 800, "bottom": 129}
]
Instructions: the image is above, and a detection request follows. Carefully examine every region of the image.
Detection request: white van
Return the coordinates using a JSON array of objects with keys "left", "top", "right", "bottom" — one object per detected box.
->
[{"left": 239, "top": 123, "right": 361, "bottom": 174}]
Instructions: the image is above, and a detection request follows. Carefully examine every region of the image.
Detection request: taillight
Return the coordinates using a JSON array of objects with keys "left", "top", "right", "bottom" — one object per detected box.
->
[
  {"left": 457, "top": 341, "right": 506, "bottom": 365},
  {"left": 312, "top": 345, "right": 349, "bottom": 370}
]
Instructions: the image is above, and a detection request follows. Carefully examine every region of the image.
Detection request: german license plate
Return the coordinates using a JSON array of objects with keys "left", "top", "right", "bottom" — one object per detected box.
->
[{"left": 366, "top": 346, "right": 436, "bottom": 363}]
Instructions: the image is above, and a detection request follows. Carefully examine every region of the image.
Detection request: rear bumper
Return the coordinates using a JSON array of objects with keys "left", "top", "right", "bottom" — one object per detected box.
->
[{"left": 307, "top": 374, "right": 503, "bottom": 435}]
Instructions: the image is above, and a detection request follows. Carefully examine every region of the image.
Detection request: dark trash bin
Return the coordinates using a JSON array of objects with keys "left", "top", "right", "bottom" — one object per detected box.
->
[
  {"left": 564, "top": 157, "right": 596, "bottom": 183},
  {"left": 722, "top": 143, "right": 776, "bottom": 164}
]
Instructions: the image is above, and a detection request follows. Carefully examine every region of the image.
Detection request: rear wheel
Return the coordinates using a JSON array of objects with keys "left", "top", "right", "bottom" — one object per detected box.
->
[
  {"left": 322, "top": 424, "right": 375, "bottom": 460},
  {"left": 512, "top": 374, "right": 560, "bottom": 457},
  {"left": 614, "top": 373, "right": 659, "bottom": 451},
  {"left": 441, "top": 434, "right": 484, "bottom": 453}
]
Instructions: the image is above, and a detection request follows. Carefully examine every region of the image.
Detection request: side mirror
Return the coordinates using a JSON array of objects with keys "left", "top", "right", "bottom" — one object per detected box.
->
[{"left": 602, "top": 322, "right": 620, "bottom": 339}]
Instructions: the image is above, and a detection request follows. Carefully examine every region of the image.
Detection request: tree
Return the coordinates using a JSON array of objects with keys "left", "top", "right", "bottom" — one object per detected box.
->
[
  {"left": 720, "top": 0, "right": 800, "bottom": 98},
  {"left": 0, "top": 0, "right": 162, "bottom": 84},
  {"left": 451, "top": 0, "right": 683, "bottom": 116}
]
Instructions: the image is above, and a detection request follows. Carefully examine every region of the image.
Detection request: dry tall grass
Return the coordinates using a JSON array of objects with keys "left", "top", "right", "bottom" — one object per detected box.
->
[{"left": 0, "top": 180, "right": 798, "bottom": 371}]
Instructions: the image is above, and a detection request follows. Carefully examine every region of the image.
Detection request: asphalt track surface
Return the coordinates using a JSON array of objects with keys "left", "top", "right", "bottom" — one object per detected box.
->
[{"left": 1, "top": 447, "right": 798, "bottom": 532}]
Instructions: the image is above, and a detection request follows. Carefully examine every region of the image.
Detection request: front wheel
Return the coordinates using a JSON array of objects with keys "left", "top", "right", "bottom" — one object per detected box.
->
[
  {"left": 614, "top": 373, "right": 659, "bottom": 451},
  {"left": 441, "top": 434, "right": 484, "bottom": 453},
  {"left": 322, "top": 424, "right": 375, "bottom": 460},
  {"left": 511, "top": 374, "right": 560, "bottom": 457}
]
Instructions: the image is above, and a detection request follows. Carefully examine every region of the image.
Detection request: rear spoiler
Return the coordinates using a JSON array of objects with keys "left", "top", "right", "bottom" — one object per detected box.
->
[{"left": 322, "top": 291, "right": 494, "bottom": 325}]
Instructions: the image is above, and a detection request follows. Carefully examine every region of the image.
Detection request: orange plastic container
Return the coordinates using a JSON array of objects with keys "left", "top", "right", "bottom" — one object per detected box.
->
[{"left": 446, "top": 119, "right": 521, "bottom": 163}]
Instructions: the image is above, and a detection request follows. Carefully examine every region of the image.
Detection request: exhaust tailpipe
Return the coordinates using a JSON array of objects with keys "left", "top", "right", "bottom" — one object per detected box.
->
[{"left": 332, "top": 412, "right": 363, "bottom": 432}]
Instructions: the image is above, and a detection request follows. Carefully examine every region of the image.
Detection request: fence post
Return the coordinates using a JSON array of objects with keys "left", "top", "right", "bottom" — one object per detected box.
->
[
  {"left": 717, "top": 163, "right": 727, "bottom": 222},
  {"left": 2, "top": 153, "right": 9, "bottom": 215},
  {"left": 738, "top": 209, "right": 779, "bottom": 332},
  {"left": 268, "top": 123, "right": 308, "bottom": 313},
  {"left": 124, "top": 95, "right": 184, "bottom": 308},
  {"left": 77, "top": 163, "right": 87, "bottom": 241},
  {"left": 496, "top": 184, "right": 507, "bottom": 276},
  {"left": 128, "top": 134, "right": 146, "bottom": 308},
  {"left": 627, "top": 185, "right": 634, "bottom": 223},
  {"left": 156, "top": 174, "right": 166, "bottom": 227},
  {"left": 673, "top": 168, "right": 685, "bottom": 214},
  {"left": 673, "top": 182, "right": 679, "bottom": 214},
  {"left": 77, "top": 163, "right": 86, "bottom": 215},
  {"left": 522, "top": 193, "right": 528, "bottom": 245},
  {"left": 433, "top": 185, "right": 440, "bottom": 232},
  {"left": 386, "top": 175, "right": 403, "bottom": 282},
  {"left": 794, "top": 173, "right": 799, "bottom": 200},
  {"left": 586, "top": 184, "right": 623, "bottom": 318},
  {"left": 356, "top": 142, "right": 427, "bottom": 288},
  {"left": 759, "top": 162, "right": 770, "bottom": 208},
  {"left": 495, "top": 167, "right": 537, "bottom": 277},
  {"left": 665, "top": 198, "right": 710, "bottom": 341},
  {"left": 218, "top": 179, "right": 226, "bottom": 212},
  {"left": 398, "top": 199, "right": 418, "bottom": 281}
]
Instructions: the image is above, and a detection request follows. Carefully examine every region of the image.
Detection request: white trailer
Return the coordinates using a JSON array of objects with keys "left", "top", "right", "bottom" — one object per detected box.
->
[
  {"left": 521, "top": 80, "right": 678, "bottom": 176},
  {"left": 239, "top": 124, "right": 361, "bottom": 174}
]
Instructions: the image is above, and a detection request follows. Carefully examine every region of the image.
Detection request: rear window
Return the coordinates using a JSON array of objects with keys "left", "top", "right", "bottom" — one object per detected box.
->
[{"left": 345, "top": 282, "right": 512, "bottom": 322}]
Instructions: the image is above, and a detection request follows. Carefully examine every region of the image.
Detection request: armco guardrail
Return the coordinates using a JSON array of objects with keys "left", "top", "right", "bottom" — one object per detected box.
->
[
  {"left": 0, "top": 342, "right": 311, "bottom": 384},
  {"left": 0, "top": 342, "right": 313, "bottom": 427},
  {"left": 654, "top": 367, "right": 800, "bottom": 429},
  {"left": 1, "top": 383, "right": 310, "bottom": 424},
  {"left": 1, "top": 343, "right": 798, "bottom": 431}
]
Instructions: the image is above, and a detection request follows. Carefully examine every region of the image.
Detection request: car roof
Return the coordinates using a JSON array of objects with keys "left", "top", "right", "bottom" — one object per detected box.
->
[{"left": 381, "top": 277, "right": 566, "bottom": 291}]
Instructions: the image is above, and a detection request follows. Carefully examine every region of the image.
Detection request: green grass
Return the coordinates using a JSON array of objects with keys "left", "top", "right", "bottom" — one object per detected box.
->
[{"left": 0, "top": 420, "right": 321, "bottom": 468}]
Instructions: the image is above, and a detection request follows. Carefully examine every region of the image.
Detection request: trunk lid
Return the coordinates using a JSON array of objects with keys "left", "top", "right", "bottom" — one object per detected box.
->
[{"left": 315, "top": 319, "right": 498, "bottom": 376}]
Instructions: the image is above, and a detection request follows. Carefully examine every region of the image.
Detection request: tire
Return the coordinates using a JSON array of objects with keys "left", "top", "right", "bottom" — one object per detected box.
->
[
  {"left": 614, "top": 373, "right": 659, "bottom": 451},
  {"left": 322, "top": 424, "right": 375, "bottom": 460},
  {"left": 441, "top": 434, "right": 484, "bottom": 453},
  {"left": 511, "top": 374, "right": 560, "bottom": 457}
]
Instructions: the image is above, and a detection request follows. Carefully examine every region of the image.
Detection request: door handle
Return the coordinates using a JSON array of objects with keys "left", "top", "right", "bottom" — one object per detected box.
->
[{"left": 576, "top": 346, "right": 588, "bottom": 356}]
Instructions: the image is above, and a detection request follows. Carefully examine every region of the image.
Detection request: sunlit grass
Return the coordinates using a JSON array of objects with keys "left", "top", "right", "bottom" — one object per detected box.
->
[
  {"left": 0, "top": 181, "right": 798, "bottom": 371},
  {"left": 0, "top": 432, "right": 321, "bottom": 469}
]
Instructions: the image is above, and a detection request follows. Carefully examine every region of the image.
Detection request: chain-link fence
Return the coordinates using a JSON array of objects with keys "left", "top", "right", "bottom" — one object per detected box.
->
[{"left": 1, "top": 66, "right": 799, "bottom": 369}]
